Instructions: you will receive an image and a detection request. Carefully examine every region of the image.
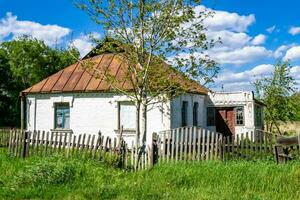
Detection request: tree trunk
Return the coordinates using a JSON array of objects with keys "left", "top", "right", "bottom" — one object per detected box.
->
[
  {"left": 274, "top": 121, "right": 282, "bottom": 135},
  {"left": 135, "top": 101, "right": 141, "bottom": 147},
  {"left": 141, "top": 101, "right": 147, "bottom": 146},
  {"left": 270, "top": 122, "right": 273, "bottom": 133}
]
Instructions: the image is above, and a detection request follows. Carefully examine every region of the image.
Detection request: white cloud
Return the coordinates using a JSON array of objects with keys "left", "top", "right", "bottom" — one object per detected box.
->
[
  {"left": 0, "top": 12, "right": 70, "bottom": 46},
  {"left": 252, "top": 34, "right": 266, "bottom": 45},
  {"left": 206, "top": 30, "right": 251, "bottom": 49},
  {"left": 209, "top": 46, "right": 272, "bottom": 65},
  {"left": 193, "top": 6, "right": 273, "bottom": 66},
  {"left": 215, "top": 64, "right": 274, "bottom": 91},
  {"left": 70, "top": 32, "right": 101, "bottom": 57},
  {"left": 218, "top": 64, "right": 273, "bottom": 83},
  {"left": 284, "top": 46, "right": 300, "bottom": 61},
  {"left": 215, "top": 64, "right": 300, "bottom": 91},
  {"left": 274, "top": 45, "right": 290, "bottom": 59},
  {"left": 288, "top": 26, "right": 300, "bottom": 36},
  {"left": 197, "top": 5, "right": 255, "bottom": 32},
  {"left": 266, "top": 25, "right": 276, "bottom": 33}
]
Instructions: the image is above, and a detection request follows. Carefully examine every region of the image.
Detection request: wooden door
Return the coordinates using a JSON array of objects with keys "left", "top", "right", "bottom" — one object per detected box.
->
[{"left": 216, "top": 108, "right": 235, "bottom": 136}]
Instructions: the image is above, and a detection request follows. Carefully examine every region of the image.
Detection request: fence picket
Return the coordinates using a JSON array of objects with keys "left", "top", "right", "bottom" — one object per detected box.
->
[
  {"left": 214, "top": 133, "right": 219, "bottom": 159},
  {"left": 167, "top": 130, "right": 171, "bottom": 162},
  {"left": 192, "top": 127, "right": 196, "bottom": 161},
  {"left": 171, "top": 129, "right": 175, "bottom": 161},
  {"left": 180, "top": 128, "right": 184, "bottom": 161},
  {"left": 175, "top": 128, "right": 179, "bottom": 162},
  {"left": 85, "top": 134, "right": 91, "bottom": 158},
  {"left": 197, "top": 128, "right": 201, "bottom": 161},
  {"left": 62, "top": 132, "right": 67, "bottom": 154},
  {"left": 201, "top": 129, "right": 206, "bottom": 160},
  {"left": 206, "top": 130, "right": 210, "bottom": 160},
  {"left": 210, "top": 132, "right": 215, "bottom": 159},
  {"left": 184, "top": 127, "right": 188, "bottom": 162},
  {"left": 162, "top": 131, "right": 166, "bottom": 162}
]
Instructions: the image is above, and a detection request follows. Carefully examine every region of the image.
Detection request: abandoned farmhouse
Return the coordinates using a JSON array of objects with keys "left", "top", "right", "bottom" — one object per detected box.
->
[{"left": 21, "top": 47, "right": 264, "bottom": 144}]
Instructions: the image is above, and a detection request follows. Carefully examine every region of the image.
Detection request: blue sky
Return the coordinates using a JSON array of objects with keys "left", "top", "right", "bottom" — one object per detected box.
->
[{"left": 1, "top": 0, "right": 300, "bottom": 91}]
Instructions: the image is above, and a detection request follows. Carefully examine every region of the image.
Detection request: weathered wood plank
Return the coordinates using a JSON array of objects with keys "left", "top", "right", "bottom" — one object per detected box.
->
[
  {"left": 197, "top": 128, "right": 201, "bottom": 161},
  {"left": 184, "top": 127, "right": 188, "bottom": 162},
  {"left": 162, "top": 131, "right": 166, "bottom": 162},
  {"left": 206, "top": 130, "right": 210, "bottom": 160},
  {"left": 201, "top": 129, "right": 206, "bottom": 160},
  {"left": 210, "top": 131, "right": 215, "bottom": 160},
  {"left": 180, "top": 128, "right": 184, "bottom": 161},
  {"left": 192, "top": 127, "right": 197, "bottom": 161},
  {"left": 171, "top": 129, "right": 176, "bottom": 161},
  {"left": 166, "top": 130, "right": 171, "bottom": 162},
  {"left": 175, "top": 128, "right": 179, "bottom": 162}
]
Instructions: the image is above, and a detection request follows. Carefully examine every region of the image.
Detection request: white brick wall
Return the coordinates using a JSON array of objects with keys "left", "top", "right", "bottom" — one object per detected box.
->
[{"left": 26, "top": 93, "right": 172, "bottom": 145}]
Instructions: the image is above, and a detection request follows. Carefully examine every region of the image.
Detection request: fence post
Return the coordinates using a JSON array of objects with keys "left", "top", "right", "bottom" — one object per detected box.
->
[
  {"left": 67, "top": 131, "right": 73, "bottom": 158},
  {"left": 151, "top": 132, "right": 158, "bottom": 167},
  {"left": 22, "top": 131, "right": 29, "bottom": 158}
]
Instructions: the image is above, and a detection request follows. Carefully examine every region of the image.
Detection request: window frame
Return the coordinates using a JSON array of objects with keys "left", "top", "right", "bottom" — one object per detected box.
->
[
  {"left": 235, "top": 106, "right": 244, "bottom": 126},
  {"left": 193, "top": 102, "right": 199, "bottom": 126},
  {"left": 54, "top": 103, "right": 70, "bottom": 130},
  {"left": 255, "top": 105, "right": 262, "bottom": 127},
  {"left": 181, "top": 101, "right": 188, "bottom": 127},
  {"left": 118, "top": 101, "right": 136, "bottom": 131},
  {"left": 207, "top": 107, "right": 215, "bottom": 126}
]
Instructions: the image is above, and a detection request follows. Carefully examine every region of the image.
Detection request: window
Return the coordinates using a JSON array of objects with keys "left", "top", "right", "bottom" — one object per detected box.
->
[
  {"left": 55, "top": 103, "right": 70, "bottom": 129},
  {"left": 119, "top": 102, "right": 136, "bottom": 130},
  {"left": 181, "top": 101, "right": 188, "bottom": 127},
  {"left": 193, "top": 102, "right": 199, "bottom": 126},
  {"left": 207, "top": 107, "right": 215, "bottom": 126},
  {"left": 235, "top": 107, "right": 244, "bottom": 125},
  {"left": 255, "top": 105, "right": 262, "bottom": 127}
]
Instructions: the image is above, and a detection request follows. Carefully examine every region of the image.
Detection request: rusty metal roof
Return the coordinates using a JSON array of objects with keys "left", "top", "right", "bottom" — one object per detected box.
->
[{"left": 22, "top": 53, "right": 208, "bottom": 95}]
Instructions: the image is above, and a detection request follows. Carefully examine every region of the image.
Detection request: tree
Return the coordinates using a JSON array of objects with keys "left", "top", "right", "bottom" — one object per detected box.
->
[
  {"left": 0, "top": 36, "right": 80, "bottom": 127},
  {"left": 254, "top": 61, "right": 296, "bottom": 134},
  {"left": 77, "top": 0, "right": 219, "bottom": 148},
  {"left": 291, "top": 93, "right": 300, "bottom": 121}
]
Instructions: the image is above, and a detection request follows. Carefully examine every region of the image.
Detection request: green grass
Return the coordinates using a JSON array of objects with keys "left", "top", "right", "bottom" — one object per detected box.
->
[{"left": 0, "top": 148, "right": 300, "bottom": 200}]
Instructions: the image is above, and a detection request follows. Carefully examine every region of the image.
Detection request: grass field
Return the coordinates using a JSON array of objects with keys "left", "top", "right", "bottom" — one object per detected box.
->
[
  {"left": 279, "top": 121, "right": 300, "bottom": 135},
  {"left": 0, "top": 148, "right": 300, "bottom": 200}
]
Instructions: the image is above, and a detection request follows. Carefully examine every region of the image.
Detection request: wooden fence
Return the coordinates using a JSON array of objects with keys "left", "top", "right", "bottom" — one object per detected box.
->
[
  {"left": 0, "top": 129, "right": 11, "bottom": 147},
  {"left": 156, "top": 127, "right": 300, "bottom": 163},
  {"left": 6, "top": 127, "right": 300, "bottom": 171},
  {"left": 156, "top": 127, "right": 223, "bottom": 163},
  {"left": 7, "top": 130, "right": 153, "bottom": 171}
]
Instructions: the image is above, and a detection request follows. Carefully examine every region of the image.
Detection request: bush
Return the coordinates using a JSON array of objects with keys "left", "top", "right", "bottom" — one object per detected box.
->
[{"left": 12, "top": 156, "right": 78, "bottom": 187}]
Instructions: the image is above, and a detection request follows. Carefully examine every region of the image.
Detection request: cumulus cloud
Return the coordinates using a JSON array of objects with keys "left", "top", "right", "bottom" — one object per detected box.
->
[
  {"left": 196, "top": 5, "right": 255, "bottom": 32},
  {"left": 217, "top": 64, "right": 273, "bottom": 83},
  {"left": 252, "top": 34, "right": 267, "bottom": 45},
  {"left": 214, "top": 64, "right": 274, "bottom": 91},
  {"left": 284, "top": 46, "right": 300, "bottom": 61},
  {"left": 192, "top": 6, "right": 272, "bottom": 66},
  {"left": 215, "top": 64, "right": 300, "bottom": 91},
  {"left": 274, "top": 45, "right": 290, "bottom": 59},
  {"left": 288, "top": 26, "right": 300, "bottom": 36},
  {"left": 0, "top": 12, "right": 70, "bottom": 46},
  {"left": 266, "top": 25, "right": 276, "bottom": 33},
  {"left": 208, "top": 46, "right": 272, "bottom": 65},
  {"left": 70, "top": 32, "right": 101, "bottom": 57},
  {"left": 206, "top": 30, "right": 251, "bottom": 49}
]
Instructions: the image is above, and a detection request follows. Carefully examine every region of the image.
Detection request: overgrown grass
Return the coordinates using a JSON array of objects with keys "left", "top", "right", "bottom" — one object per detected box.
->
[{"left": 0, "top": 148, "right": 300, "bottom": 200}]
